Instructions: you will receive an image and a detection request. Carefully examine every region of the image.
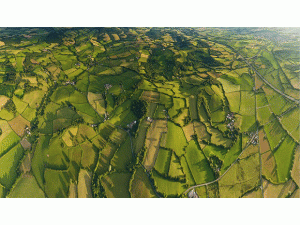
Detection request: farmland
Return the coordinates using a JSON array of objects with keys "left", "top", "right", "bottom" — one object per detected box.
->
[{"left": 0, "top": 27, "right": 298, "bottom": 198}]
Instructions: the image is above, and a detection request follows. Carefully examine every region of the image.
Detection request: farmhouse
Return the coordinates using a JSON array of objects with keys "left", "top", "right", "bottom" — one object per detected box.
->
[{"left": 187, "top": 189, "right": 199, "bottom": 198}]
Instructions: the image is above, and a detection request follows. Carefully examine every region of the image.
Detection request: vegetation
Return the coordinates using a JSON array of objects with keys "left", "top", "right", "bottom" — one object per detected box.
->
[{"left": 0, "top": 27, "right": 298, "bottom": 198}]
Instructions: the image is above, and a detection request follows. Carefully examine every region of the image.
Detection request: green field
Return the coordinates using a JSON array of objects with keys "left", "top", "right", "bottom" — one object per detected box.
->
[
  {"left": 152, "top": 170, "right": 185, "bottom": 197},
  {"left": 264, "top": 116, "right": 287, "bottom": 150},
  {"left": 101, "top": 172, "right": 131, "bottom": 198},
  {"left": 185, "top": 140, "right": 215, "bottom": 184},
  {"left": 129, "top": 167, "right": 156, "bottom": 198},
  {"left": 165, "top": 121, "right": 188, "bottom": 157},
  {"left": 273, "top": 135, "right": 297, "bottom": 183},
  {"left": 44, "top": 169, "right": 70, "bottom": 198},
  {"left": 154, "top": 148, "right": 172, "bottom": 175},
  {"left": 8, "top": 175, "right": 45, "bottom": 198},
  {"left": 0, "top": 143, "right": 24, "bottom": 189},
  {"left": 168, "top": 152, "right": 184, "bottom": 179},
  {"left": 0, "top": 27, "right": 298, "bottom": 198}
]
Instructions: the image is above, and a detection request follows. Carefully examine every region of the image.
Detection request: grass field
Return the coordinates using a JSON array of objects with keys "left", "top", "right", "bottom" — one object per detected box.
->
[
  {"left": 180, "top": 156, "right": 196, "bottom": 186},
  {"left": 129, "top": 166, "right": 156, "bottom": 198},
  {"left": 96, "top": 142, "right": 118, "bottom": 175},
  {"left": 7, "top": 174, "right": 45, "bottom": 198},
  {"left": 0, "top": 121, "right": 20, "bottom": 157},
  {"left": 21, "top": 106, "right": 36, "bottom": 122},
  {"left": 280, "top": 107, "right": 300, "bottom": 142},
  {"left": 221, "top": 135, "right": 242, "bottom": 174},
  {"left": 189, "top": 95, "right": 198, "bottom": 120},
  {"left": 273, "top": 135, "right": 296, "bottom": 183},
  {"left": 207, "top": 126, "right": 232, "bottom": 148},
  {"left": 44, "top": 169, "right": 70, "bottom": 198},
  {"left": 241, "top": 115, "right": 256, "bottom": 132},
  {"left": 23, "top": 90, "right": 44, "bottom": 108},
  {"left": 31, "top": 135, "right": 51, "bottom": 189},
  {"left": 12, "top": 95, "right": 28, "bottom": 114},
  {"left": 193, "top": 121, "right": 210, "bottom": 143},
  {"left": 218, "top": 77, "right": 240, "bottom": 93},
  {"left": 264, "top": 116, "right": 287, "bottom": 150},
  {"left": 168, "top": 152, "right": 184, "bottom": 179},
  {"left": 257, "top": 106, "right": 273, "bottom": 125},
  {"left": 238, "top": 153, "right": 260, "bottom": 182},
  {"left": 101, "top": 172, "right": 131, "bottom": 198},
  {"left": 0, "top": 143, "right": 24, "bottom": 189},
  {"left": 153, "top": 148, "right": 172, "bottom": 175},
  {"left": 203, "top": 144, "right": 228, "bottom": 161},
  {"left": 152, "top": 170, "right": 185, "bottom": 197},
  {"left": 80, "top": 141, "right": 98, "bottom": 171},
  {"left": 182, "top": 123, "right": 195, "bottom": 142},
  {"left": 165, "top": 121, "right": 187, "bottom": 157},
  {"left": 239, "top": 91, "right": 255, "bottom": 116},
  {"left": 185, "top": 140, "right": 215, "bottom": 184},
  {"left": 45, "top": 137, "right": 70, "bottom": 170},
  {"left": 262, "top": 151, "right": 278, "bottom": 183},
  {"left": 110, "top": 137, "right": 133, "bottom": 171},
  {"left": 133, "top": 119, "right": 150, "bottom": 154}
]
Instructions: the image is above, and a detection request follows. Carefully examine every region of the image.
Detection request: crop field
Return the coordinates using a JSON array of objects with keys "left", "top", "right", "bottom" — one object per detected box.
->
[
  {"left": 143, "top": 119, "right": 167, "bottom": 171},
  {"left": 8, "top": 115, "right": 30, "bottom": 137},
  {"left": 262, "top": 179, "right": 296, "bottom": 198},
  {"left": 78, "top": 169, "right": 93, "bottom": 198},
  {"left": 0, "top": 27, "right": 298, "bottom": 198}
]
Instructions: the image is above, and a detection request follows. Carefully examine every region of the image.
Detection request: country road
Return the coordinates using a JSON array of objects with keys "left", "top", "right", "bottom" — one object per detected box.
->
[
  {"left": 183, "top": 134, "right": 257, "bottom": 195},
  {"left": 218, "top": 41, "right": 300, "bottom": 104}
]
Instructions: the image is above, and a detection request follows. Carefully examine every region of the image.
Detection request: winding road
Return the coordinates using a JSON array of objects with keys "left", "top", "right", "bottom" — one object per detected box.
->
[
  {"left": 183, "top": 134, "right": 257, "bottom": 195},
  {"left": 218, "top": 42, "right": 300, "bottom": 104}
]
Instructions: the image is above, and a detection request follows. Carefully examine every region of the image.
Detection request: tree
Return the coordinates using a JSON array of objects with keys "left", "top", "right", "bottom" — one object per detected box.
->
[
  {"left": 2, "top": 99, "right": 17, "bottom": 115},
  {"left": 130, "top": 100, "right": 147, "bottom": 119}
]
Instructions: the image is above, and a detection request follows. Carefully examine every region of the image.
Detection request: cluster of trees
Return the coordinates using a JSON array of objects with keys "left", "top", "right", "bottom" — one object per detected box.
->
[
  {"left": 145, "top": 48, "right": 176, "bottom": 81},
  {"left": 208, "top": 155, "right": 223, "bottom": 179},
  {"left": 130, "top": 100, "right": 147, "bottom": 119},
  {"left": 2, "top": 99, "right": 17, "bottom": 115},
  {"left": 91, "top": 174, "right": 106, "bottom": 198}
]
